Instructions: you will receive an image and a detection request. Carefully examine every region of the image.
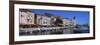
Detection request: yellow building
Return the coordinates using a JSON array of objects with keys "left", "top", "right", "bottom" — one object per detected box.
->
[{"left": 62, "top": 18, "right": 71, "bottom": 26}]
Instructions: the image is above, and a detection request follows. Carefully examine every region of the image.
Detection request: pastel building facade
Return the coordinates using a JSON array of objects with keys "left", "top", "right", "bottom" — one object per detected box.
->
[
  {"left": 36, "top": 14, "right": 51, "bottom": 26},
  {"left": 19, "top": 11, "right": 28, "bottom": 24},
  {"left": 70, "top": 17, "right": 76, "bottom": 27},
  {"left": 19, "top": 9, "right": 52, "bottom": 27},
  {"left": 19, "top": 9, "right": 76, "bottom": 27},
  {"left": 62, "top": 17, "right": 76, "bottom": 27},
  {"left": 36, "top": 14, "right": 42, "bottom": 25},
  {"left": 19, "top": 9, "right": 36, "bottom": 25},
  {"left": 62, "top": 18, "right": 71, "bottom": 26}
]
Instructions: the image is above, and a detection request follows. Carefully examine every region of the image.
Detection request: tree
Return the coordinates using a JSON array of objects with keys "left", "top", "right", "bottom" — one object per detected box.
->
[{"left": 54, "top": 17, "right": 63, "bottom": 27}]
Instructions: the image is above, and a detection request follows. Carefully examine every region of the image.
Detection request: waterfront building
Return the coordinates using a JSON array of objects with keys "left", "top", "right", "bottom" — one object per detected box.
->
[
  {"left": 19, "top": 9, "right": 36, "bottom": 25},
  {"left": 36, "top": 13, "right": 51, "bottom": 27},
  {"left": 62, "top": 18, "right": 71, "bottom": 26},
  {"left": 71, "top": 16, "right": 76, "bottom": 27},
  {"left": 19, "top": 9, "right": 77, "bottom": 28},
  {"left": 36, "top": 14, "right": 42, "bottom": 25},
  {"left": 41, "top": 14, "right": 51, "bottom": 26},
  {"left": 19, "top": 10, "right": 28, "bottom": 24},
  {"left": 50, "top": 16, "right": 57, "bottom": 26},
  {"left": 27, "top": 11, "right": 35, "bottom": 24}
]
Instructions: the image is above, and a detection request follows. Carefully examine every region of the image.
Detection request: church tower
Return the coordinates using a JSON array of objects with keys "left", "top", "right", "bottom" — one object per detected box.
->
[{"left": 71, "top": 16, "right": 76, "bottom": 27}]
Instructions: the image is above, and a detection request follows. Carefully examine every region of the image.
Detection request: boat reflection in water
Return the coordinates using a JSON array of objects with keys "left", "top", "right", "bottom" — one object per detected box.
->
[
  {"left": 73, "top": 26, "right": 89, "bottom": 33},
  {"left": 19, "top": 26, "right": 73, "bottom": 36},
  {"left": 19, "top": 25, "right": 89, "bottom": 36}
]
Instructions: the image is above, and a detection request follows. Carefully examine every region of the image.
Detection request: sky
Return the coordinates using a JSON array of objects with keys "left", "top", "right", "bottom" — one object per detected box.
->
[{"left": 32, "top": 9, "right": 90, "bottom": 25}]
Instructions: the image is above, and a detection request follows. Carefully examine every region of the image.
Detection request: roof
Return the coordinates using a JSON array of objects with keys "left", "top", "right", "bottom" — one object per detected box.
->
[{"left": 19, "top": 9, "right": 32, "bottom": 12}]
